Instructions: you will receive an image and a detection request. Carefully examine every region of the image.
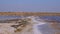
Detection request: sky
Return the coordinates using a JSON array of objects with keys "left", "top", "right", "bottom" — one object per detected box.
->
[{"left": 0, "top": 0, "right": 60, "bottom": 12}]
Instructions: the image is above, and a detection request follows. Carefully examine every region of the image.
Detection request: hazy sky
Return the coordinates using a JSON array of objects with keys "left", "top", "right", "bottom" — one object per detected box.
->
[{"left": 0, "top": 0, "right": 60, "bottom": 12}]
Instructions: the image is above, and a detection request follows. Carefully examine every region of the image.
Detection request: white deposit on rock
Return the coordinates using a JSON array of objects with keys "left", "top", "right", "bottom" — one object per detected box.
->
[{"left": 0, "top": 23, "right": 16, "bottom": 34}]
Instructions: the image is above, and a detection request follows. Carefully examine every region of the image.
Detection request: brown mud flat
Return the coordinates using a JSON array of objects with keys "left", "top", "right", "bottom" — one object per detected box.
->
[{"left": 0, "top": 12, "right": 60, "bottom": 16}]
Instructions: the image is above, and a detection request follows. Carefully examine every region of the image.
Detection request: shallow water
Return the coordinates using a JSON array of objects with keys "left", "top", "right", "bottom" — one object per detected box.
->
[
  {"left": 39, "top": 16, "right": 60, "bottom": 22},
  {"left": 0, "top": 16, "right": 21, "bottom": 20},
  {"left": 0, "top": 16, "right": 60, "bottom": 21},
  {"left": 30, "top": 16, "right": 60, "bottom": 34}
]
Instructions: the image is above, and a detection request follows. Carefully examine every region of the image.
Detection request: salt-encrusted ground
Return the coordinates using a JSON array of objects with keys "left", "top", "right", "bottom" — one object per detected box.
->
[
  {"left": 0, "top": 23, "right": 16, "bottom": 34},
  {"left": 0, "top": 16, "right": 60, "bottom": 34}
]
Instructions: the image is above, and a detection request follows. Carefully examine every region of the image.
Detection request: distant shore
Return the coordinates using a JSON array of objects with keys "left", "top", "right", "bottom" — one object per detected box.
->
[{"left": 0, "top": 12, "right": 60, "bottom": 16}]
